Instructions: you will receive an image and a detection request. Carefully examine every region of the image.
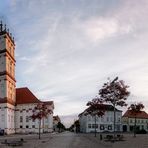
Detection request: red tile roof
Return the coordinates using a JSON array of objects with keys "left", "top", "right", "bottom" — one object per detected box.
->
[
  {"left": 16, "top": 87, "right": 41, "bottom": 104},
  {"left": 123, "top": 110, "right": 148, "bottom": 119}
]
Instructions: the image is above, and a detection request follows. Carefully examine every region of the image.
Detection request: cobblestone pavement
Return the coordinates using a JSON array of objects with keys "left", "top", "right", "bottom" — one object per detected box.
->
[{"left": 0, "top": 132, "right": 148, "bottom": 148}]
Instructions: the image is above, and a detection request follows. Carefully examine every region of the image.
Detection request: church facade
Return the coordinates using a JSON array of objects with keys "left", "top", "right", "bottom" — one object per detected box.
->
[{"left": 0, "top": 22, "right": 54, "bottom": 134}]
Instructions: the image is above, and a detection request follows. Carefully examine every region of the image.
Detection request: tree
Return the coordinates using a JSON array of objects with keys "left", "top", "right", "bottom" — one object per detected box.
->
[
  {"left": 128, "top": 103, "right": 144, "bottom": 137},
  {"left": 86, "top": 97, "right": 106, "bottom": 137},
  {"left": 74, "top": 120, "right": 80, "bottom": 133},
  {"left": 30, "top": 103, "right": 52, "bottom": 139},
  {"left": 99, "top": 77, "right": 130, "bottom": 139},
  {"left": 57, "top": 122, "right": 65, "bottom": 132}
]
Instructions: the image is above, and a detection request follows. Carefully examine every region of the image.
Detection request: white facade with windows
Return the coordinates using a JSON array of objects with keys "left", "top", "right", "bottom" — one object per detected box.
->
[
  {"left": 79, "top": 105, "right": 122, "bottom": 133},
  {"left": 122, "top": 110, "right": 148, "bottom": 132},
  {"left": 15, "top": 102, "right": 54, "bottom": 134}
]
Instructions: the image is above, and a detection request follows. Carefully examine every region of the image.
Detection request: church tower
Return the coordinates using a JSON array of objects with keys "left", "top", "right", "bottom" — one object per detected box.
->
[{"left": 0, "top": 21, "right": 16, "bottom": 134}]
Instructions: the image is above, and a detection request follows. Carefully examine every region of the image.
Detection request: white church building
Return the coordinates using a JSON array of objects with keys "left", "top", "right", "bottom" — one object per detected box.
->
[{"left": 0, "top": 22, "right": 54, "bottom": 134}]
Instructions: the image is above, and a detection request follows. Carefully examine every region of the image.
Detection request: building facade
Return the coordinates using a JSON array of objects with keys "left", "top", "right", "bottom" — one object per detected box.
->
[
  {"left": 0, "top": 22, "right": 54, "bottom": 134},
  {"left": 53, "top": 115, "right": 61, "bottom": 132},
  {"left": 79, "top": 105, "right": 122, "bottom": 133},
  {"left": 122, "top": 110, "right": 148, "bottom": 132}
]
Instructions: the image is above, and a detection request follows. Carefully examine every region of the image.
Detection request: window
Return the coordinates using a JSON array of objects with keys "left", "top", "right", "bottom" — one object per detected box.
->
[
  {"left": 26, "top": 116, "right": 29, "bottom": 122},
  {"left": 20, "top": 116, "right": 23, "bottom": 122},
  {"left": 26, "top": 125, "right": 29, "bottom": 128},
  {"left": 11, "top": 116, "right": 13, "bottom": 122},
  {"left": 100, "top": 125, "right": 104, "bottom": 130},
  {"left": 92, "top": 124, "right": 96, "bottom": 128},
  {"left": 88, "top": 124, "right": 91, "bottom": 128},
  {"left": 1, "top": 114, "right": 4, "bottom": 122},
  {"left": 45, "top": 119, "right": 48, "bottom": 123},
  {"left": 92, "top": 116, "right": 96, "bottom": 121},
  {"left": 108, "top": 125, "right": 112, "bottom": 130},
  {"left": 106, "top": 117, "right": 109, "bottom": 122},
  {"left": 96, "top": 116, "right": 99, "bottom": 121},
  {"left": 20, "top": 125, "right": 22, "bottom": 128},
  {"left": 88, "top": 115, "right": 91, "bottom": 121},
  {"left": 101, "top": 117, "right": 104, "bottom": 122},
  {"left": 32, "top": 125, "right": 35, "bottom": 128},
  {"left": 8, "top": 115, "right": 10, "bottom": 122}
]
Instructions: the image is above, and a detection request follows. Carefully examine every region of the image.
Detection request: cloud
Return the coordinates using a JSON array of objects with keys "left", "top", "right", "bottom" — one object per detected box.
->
[
  {"left": 60, "top": 114, "right": 79, "bottom": 128},
  {"left": 1, "top": 0, "right": 148, "bottom": 126}
]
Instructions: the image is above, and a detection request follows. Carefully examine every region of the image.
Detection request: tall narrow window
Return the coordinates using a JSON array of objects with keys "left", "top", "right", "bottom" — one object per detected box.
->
[
  {"left": 26, "top": 116, "right": 29, "bottom": 122},
  {"left": 20, "top": 116, "right": 23, "bottom": 122}
]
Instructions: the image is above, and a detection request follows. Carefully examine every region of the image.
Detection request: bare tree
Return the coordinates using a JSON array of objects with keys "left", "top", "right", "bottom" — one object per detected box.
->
[
  {"left": 128, "top": 103, "right": 144, "bottom": 137},
  {"left": 99, "top": 77, "right": 130, "bottom": 139}
]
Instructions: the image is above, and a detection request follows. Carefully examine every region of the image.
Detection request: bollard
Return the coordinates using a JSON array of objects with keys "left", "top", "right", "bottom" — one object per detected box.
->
[{"left": 100, "top": 134, "right": 102, "bottom": 140}]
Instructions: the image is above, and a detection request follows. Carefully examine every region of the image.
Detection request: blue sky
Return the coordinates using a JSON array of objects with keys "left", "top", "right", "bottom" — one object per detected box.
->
[{"left": 1, "top": 0, "right": 148, "bottom": 127}]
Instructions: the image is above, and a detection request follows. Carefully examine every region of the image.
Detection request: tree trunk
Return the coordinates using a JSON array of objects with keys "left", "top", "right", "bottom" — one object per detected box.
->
[
  {"left": 94, "top": 115, "right": 97, "bottom": 137},
  {"left": 39, "top": 119, "right": 41, "bottom": 139},
  {"left": 134, "top": 117, "right": 136, "bottom": 137},
  {"left": 113, "top": 101, "right": 116, "bottom": 141}
]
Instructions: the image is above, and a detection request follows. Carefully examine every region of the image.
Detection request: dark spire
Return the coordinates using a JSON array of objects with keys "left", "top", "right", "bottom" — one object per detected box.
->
[
  {"left": 7, "top": 28, "right": 9, "bottom": 34},
  {"left": 0, "top": 21, "right": 3, "bottom": 32},
  {"left": 4, "top": 24, "right": 6, "bottom": 31}
]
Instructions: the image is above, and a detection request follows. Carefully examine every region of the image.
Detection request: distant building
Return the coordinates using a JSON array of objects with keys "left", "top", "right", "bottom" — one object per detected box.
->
[
  {"left": 53, "top": 115, "right": 61, "bottom": 132},
  {"left": 79, "top": 104, "right": 122, "bottom": 133},
  {"left": 0, "top": 22, "right": 54, "bottom": 134},
  {"left": 122, "top": 110, "right": 148, "bottom": 132}
]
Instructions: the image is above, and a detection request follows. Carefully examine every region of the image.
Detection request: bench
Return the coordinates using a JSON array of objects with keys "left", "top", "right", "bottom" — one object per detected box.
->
[
  {"left": 7, "top": 141, "right": 23, "bottom": 146},
  {"left": 1, "top": 139, "right": 23, "bottom": 146},
  {"left": 104, "top": 134, "right": 124, "bottom": 142}
]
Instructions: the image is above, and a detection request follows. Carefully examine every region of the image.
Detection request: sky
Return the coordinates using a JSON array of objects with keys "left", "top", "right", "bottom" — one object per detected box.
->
[{"left": 0, "top": 0, "right": 148, "bottom": 127}]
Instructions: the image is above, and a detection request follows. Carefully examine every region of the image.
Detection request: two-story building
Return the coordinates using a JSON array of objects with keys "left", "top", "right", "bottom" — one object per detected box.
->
[
  {"left": 79, "top": 104, "right": 122, "bottom": 133},
  {"left": 122, "top": 110, "right": 148, "bottom": 132}
]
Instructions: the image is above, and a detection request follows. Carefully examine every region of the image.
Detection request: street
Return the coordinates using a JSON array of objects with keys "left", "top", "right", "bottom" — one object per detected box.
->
[{"left": 0, "top": 132, "right": 148, "bottom": 148}]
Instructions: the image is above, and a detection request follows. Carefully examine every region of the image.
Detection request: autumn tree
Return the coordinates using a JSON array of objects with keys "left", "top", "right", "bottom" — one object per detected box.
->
[
  {"left": 86, "top": 97, "right": 106, "bottom": 137},
  {"left": 30, "top": 103, "right": 52, "bottom": 139},
  {"left": 99, "top": 77, "right": 130, "bottom": 139},
  {"left": 128, "top": 103, "right": 144, "bottom": 137}
]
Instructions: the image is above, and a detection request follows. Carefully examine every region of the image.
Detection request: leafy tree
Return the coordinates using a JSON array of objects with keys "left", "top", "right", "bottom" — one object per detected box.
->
[
  {"left": 128, "top": 103, "right": 144, "bottom": 137},
  {"left": 30, "top": 103, "right": 52, "bottom": 139},
  {"left": 57, "top": 122, "right": 65, "bottom": 132},
  {"left": 99, "top": 77, "right": 130, "bottom": 139},
  {"left": 74, "top": 120, "right": 80, "bottom": 133},
  {"left": 86, "top": 97, "right": 106, "bottom": 137}
]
